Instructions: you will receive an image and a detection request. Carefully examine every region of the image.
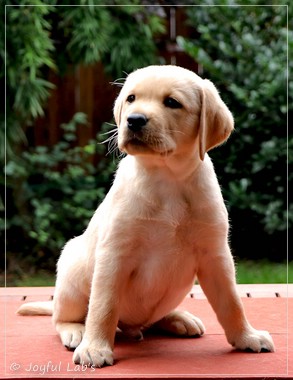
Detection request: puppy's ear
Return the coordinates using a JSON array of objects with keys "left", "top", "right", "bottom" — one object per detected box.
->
[
  {"left": 199, "top": 79, "right": 234, "bottom": 161},
  {"left": 113, "top": 94, "right": 123, "bottom": 126}
]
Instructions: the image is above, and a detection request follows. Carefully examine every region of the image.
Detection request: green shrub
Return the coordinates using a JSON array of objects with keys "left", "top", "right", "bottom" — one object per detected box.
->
[
  {"left": 1, "top": 1, "right": 165, "bottom": 161},
  {"left": 1, "top": 1, "right": 56, "bottom": 159},
  {"left": 1, "top": 2, "right": 165, "bottom": 271},
  {"left": 4, "top": 113, "right": 117, "bottom": 269},
  {"left": 178, "top": 2, "right": 291, "bottom": 260}
]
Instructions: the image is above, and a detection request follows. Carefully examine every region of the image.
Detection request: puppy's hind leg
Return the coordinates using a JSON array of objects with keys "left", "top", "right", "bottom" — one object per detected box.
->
[
  {"left": 55, "top": 322, "right": 85, "bottom": 351},
  {"left": 53, "top": 293, "right": 88, "bottom": 350},
  {"left": 53, "top": 235, "right": 91, "bottom": 350},
  {"left": 153, "top": 310, "right": 205, "bottom": 337}
]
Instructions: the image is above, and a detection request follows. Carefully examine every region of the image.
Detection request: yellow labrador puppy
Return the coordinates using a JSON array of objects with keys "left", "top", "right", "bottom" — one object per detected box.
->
[{"left": 18, "top": 65, "right": 274, "bottom": 367}]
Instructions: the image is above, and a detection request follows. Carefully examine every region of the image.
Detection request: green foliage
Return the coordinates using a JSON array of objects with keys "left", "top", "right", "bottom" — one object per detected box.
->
[
  {"left": 2, "top": 2, "right": 290, "bottom": 269},
  {"left": 4, "top": 113, "right": 117, "bottom": 268},
  {"left": 57, "top": 3, "right": 165, "bottom": 75},
  {"left": 2, "top": 2, "right": 165, "bottom": 268},
  {"left": 178, "top": 2, "right": 290, "bottom": 256},
  {"left": 5, "top": 2, "right": 56, "bottom": 115},
  {"left": 1, "top": 1, "right": 165, "bottom": 161},
  {"left": 100, "top": 6, "right": 165, "bottom": 76},
  {"left": 235, "top": 260, "right": 288, "bottom": 284},
  {"left": 1, "top": 1, "right": 57, "bottom": 159},
  {"left": 59, "top": 5, "right": 113, "bottom": 64}
]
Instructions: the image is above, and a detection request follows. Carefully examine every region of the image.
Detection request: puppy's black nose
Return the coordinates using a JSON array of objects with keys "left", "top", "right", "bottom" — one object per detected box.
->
[{"left": 127, "top": 113, "right": 148, "bottom": 132}]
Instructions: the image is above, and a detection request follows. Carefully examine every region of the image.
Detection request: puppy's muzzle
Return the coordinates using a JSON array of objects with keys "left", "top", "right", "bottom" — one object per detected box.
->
[{"left": 127, "top": 113, "right": 148, "bottom": 133}]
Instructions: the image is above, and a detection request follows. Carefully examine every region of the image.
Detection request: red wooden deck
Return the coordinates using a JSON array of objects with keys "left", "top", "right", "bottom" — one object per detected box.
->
[{"left": 1, "top": 284, "right": 292, "bottom": 379}]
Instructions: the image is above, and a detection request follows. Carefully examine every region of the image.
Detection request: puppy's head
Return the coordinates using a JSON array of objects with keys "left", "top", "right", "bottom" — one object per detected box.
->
[{"left": 114, "top": 65, "right": 234, "bottom": 160}]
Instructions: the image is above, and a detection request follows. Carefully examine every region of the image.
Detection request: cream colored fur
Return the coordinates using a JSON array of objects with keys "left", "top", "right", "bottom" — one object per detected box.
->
[{"left": 17, "top": 65, "right": 274, "bottom": 367}]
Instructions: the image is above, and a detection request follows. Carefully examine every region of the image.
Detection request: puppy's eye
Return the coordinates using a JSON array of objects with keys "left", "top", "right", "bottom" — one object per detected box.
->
[
  {"left": 127, "top": 94, "right": 135, "bottom": 103},
  {"left": 164, "top": 97, "right": 183, "bottom": 109}
]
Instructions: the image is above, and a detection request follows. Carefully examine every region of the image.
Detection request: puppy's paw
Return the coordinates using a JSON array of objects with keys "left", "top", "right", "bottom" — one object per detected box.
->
[
  {"left": 155, "top": 310, "right": 205, "bottom": 337},
  {"left": 73, "top": 338, "right": 113, "bottom": 368},
  {"left": 231, "top": 328, "right": 275, "bottom": 353},
  {"left": 56, "top": 322, "right": 85, "bottom": 350}
]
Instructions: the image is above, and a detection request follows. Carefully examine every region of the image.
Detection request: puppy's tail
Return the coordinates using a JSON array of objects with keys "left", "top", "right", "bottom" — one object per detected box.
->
[{"left": 17, "top": 301, "right": 53, "bottom": 316}]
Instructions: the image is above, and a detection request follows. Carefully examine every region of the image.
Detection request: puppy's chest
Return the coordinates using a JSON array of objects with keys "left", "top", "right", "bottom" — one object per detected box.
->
[
  {"left": 135, "top": 186, "right": 195, "bottom": 227},
  {"left": 117, "top": 189, "right": 199, "bottom": 325},
  {"left": 133, "top": 199, "right": 198, "bottom": 271},
  {"left": 120, "top": 220, "right": 197, "bottom": 326}
]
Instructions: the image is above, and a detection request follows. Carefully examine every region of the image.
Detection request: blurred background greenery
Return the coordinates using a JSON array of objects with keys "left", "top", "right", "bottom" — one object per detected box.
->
[{"left": 1, "top": 0, "right": 291, "bottom": 286}]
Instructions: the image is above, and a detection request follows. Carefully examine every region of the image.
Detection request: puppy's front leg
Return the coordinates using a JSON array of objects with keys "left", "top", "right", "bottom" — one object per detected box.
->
[
  {"left": 73, "top": 256, "right": 121, "bottom": 368},
  {"left": 198, "top": 245, "right": 275, "bottom": 353}
]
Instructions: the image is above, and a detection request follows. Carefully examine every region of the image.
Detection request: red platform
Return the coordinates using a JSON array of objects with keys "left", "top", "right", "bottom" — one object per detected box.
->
[{"left": 1, "top": 285, "right": 292, "bottom": 379}]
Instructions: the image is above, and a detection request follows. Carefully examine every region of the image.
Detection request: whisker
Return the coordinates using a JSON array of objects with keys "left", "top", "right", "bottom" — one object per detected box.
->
[
  {"left": 99, "top": 128, "right": 118, "bottom": 137},
  {"left": 114, "top": 77, "right": 127, "bottom": 82},
  {"left": 110, "top": 82, "right": 124, "bottom": 88},
  {"left": 106, "top": 145, "right": 118, "bottom": 157},
  {"left": 97, "top": 125, "right": 120, "bottom": 157},
  {"left": 105, "top": 122, "right": 117, "bottom": 127},
  {"left": 118, "top": 151, "right": 126, "bottom": 159},
  {"left": 110, "top": 77, "right": 127, "bottom": 87},
  {"left": 100, "top": 132, "right": 118, "bottom": 146},
  {"left": 100, "top": 135, "right": 117, "bottom": 146},
  {"left": 109, "top": 139, "right": 119, "bottom": 156}
]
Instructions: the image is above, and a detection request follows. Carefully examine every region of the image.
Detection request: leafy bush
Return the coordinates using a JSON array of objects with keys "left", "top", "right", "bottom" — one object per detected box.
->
[
  {"left": 178, "top": 2, "right": 291, "bottom": 260},
  {"left": 2, "top": 2, "right": 290, "bottom": 272},
  {"left": 1, "top": 1, "right": 165, "bottom": 160},
  {"left": 1, "top": 1, "right": 56, "bottom": 159},
  {"left": 4, "top": 113, "right": 117, "bottom": 269},
  {"left": 1, "top": 2, "right": 165, "bottom": 271},
  {"left": 56, "top": 4, "right": 165, "bottom": 76}
]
